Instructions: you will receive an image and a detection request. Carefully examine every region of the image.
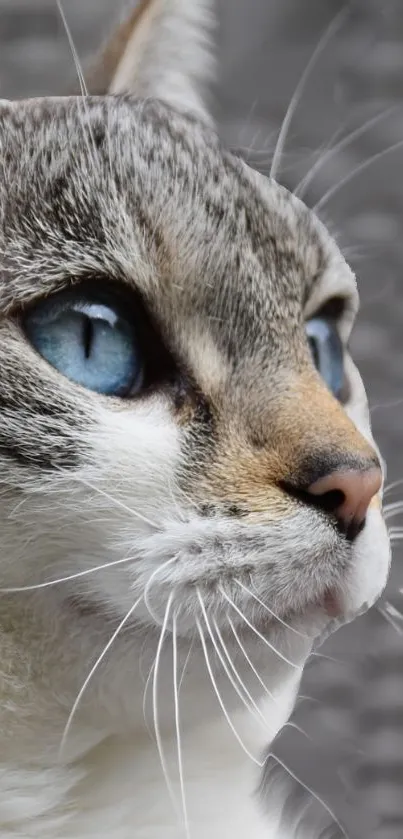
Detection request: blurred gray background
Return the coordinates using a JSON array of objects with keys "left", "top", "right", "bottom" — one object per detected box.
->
[{"left": 1, "top": 1, "right": 402, "bottom": 836}]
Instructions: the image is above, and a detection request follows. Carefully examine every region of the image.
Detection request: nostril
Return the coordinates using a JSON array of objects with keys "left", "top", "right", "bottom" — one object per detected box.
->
[
  {"left": 307, "top": 464, "right": 381, "bottom": 535},
  {"left": 314, "top": 488, "right": 345, "bottom": 515},
  {"left": 345, "top": 517, "right": 365, "bottom": 542},
  {"left": 282, "top": 460, "right": 381, "bottom": 540},
  {"left": 280, "top": 484, "right": 346, "bottom": 516}
]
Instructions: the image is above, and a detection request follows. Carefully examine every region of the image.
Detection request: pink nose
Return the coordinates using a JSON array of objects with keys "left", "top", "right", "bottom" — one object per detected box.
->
[{"left": 308, "top": 466, "right": 382, "bottom": 536}]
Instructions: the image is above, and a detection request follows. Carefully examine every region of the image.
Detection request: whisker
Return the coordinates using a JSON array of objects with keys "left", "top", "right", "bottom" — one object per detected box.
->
[
  {"left": 0, "top": 555, "right": 139, "bottom": 593},
  {"left": 295, "top": 694, "right": 321, "bottom": 706},
  {"left": 267, "top": 752, "right": 348, "bottom": 838},
  {"left": 314, "top": 137, "right": 403, "bottom": 212},
  {"left": 293, "top": 121, "right": 347, "bottom": 193},
  {"left": 172, "top": 612, "right": 190, "bottom": 839},
  {"left": 197, "top": 592, "right": 267, "bottom": 731},
  {"left": 384, "top": 479, "right": 403, "bottom": 497},
  {"left": 237, "top": 580, "right": 309, "bottom": 639},
  {"left": 307, "top": 651, "right": 343, "bottom": 666},
  {"left": 386, "top": 519, "right": 403, "bottom": 529},
  {"left": 281, "top": 720, "right": 312, "bottom": 742},
  {"left": 377, "top": 602, "right": 403, "bottom": 634},
  {"left": 54, "top": 12, "right": 99, "bottom": 170},
  {"left": 294, "top": 104, "right": 398, "bottom": 198},
  {"left": 270, "top": 7, "right": 347, "bottom": 180},
  {"left": 227, "top": 615, "right": 280, "bottom": 707},
  {"left": 152, "top": 592, "right": 179, "bottom": 816},
  {"left": 196, "top": 615, "right": 263, "bottom": 767},
  {"left": 59, "top": 594, "right": 143, "bottom": 758},
  {"left": 142, "top": 657, "right": 156, "bottom": 741},
  {"left": 219, "top": 587, "right": 302, "bottom": 671},
  {"left": 178, "top": 636, "right": 195, "bottom": 696},
  {"left": 386, "top": 601, "right": 403, "bottom": 619},
  {"left": 384, "top": 500, "right": 403, "bottom": 519},
  {"left": 236, "top": 97, "right": 259, "bottom": 148},
  {"left": 167, "top": 476, "right": 186, "bottom": 523},
  {"left": 370, "top": 396, "right": 403, "bottom": 415},
  {"left": 211, "top": 616, "right": 270, "bottom": 732},
  {"left": 143, "top": 555, "right": 179, "bottom": 625},
  {"left": 173, "top": 483, "right": 201, "bottom": 514},
  {"left": 72, "top": 477, "right": 159, "bottom": 530},
  {"left": 55, "top": 0, "right": 88, "bottom": 96}
]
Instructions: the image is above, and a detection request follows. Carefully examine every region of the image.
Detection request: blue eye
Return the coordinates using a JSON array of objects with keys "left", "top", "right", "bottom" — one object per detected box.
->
[
  {"left": 24, "top": 290, "right": 143, "bottom": 396},
  {"left": 305, "top": 317, "right": 344, "bottom": 399}
]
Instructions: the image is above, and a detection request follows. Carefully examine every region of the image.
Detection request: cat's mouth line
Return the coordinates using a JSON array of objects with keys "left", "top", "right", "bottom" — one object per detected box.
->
[
  {"left": 65, "top": 572, "right": 346, "bottom": 634},
  {"left": 63, "top": 529, "right": 352, "bottom": 629}
]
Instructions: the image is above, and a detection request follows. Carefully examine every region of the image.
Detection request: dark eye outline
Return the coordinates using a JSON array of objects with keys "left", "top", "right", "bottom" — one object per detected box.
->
[
  {"left": 305, "top": 304, "right": 348, "bottom": 402},
  {"left": 21, "top": 279, "right": 178, "bottom": 399}
]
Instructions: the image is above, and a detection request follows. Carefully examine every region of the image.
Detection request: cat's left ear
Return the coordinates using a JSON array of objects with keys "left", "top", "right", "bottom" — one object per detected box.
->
[{"left": 86, "top": 0, "right": 216, "bottom": 124}]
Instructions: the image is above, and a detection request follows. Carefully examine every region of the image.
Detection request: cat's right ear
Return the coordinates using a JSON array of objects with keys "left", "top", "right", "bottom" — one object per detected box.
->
[{"left": 85, "top": 0, "right": 216, "bottom": 125}]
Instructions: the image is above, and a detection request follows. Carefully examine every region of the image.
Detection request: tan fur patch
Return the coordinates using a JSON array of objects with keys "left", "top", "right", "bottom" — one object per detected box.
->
[
  {"left": 182, "top": 324, "right": 229, "bottom": 393},
  {"left": 272, "top": 369, "right": 378, "bottom": 468},
  {"left": 190, "top": 368, "right": 379, "bottom": 515}
]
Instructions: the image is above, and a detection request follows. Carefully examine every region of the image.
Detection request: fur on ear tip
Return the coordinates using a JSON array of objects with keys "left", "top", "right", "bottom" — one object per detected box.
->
[{"left": 86, "top": 0, "right": 216, "bottom": 124}]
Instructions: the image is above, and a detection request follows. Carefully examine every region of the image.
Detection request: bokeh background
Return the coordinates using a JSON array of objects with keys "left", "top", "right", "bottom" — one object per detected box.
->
[{"left": 1, "top": 1, "right": 402, "bottom": 836}]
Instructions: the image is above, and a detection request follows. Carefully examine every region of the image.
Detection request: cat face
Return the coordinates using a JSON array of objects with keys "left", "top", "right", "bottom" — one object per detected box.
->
[
  {"left": 0, "top": 92, "right": 389, "bottom": 660},
  {"left": 0, "top": 1, "right": 391, "bottom": 742}
]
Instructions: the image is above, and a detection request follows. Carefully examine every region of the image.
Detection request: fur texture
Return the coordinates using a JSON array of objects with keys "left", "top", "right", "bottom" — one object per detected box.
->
[{"left": 0, "top": 2, "right": 390, "bottom": 837}]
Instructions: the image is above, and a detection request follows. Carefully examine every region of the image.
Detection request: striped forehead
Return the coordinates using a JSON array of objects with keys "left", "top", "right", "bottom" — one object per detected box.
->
[{"left": 0, "top": 96, "right": 329, "bottom": 371}]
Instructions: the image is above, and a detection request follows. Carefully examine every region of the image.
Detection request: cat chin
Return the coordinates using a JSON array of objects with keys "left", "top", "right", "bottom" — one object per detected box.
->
[
  {"left": 336, "top": 504, "right": 390, "bottom": 614},
  {"left": 313, "top": 504, "right": 391, "bottom": 648}
]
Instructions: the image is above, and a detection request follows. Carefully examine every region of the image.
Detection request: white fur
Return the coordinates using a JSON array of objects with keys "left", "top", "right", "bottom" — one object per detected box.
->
[{"left": 0, "top": 1, "right": 391, "bottom": 837}]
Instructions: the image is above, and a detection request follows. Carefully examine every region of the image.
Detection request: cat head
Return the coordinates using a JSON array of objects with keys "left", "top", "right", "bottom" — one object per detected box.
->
[{"left": 0, "top": 0, "right": 390, "bottom": 720}]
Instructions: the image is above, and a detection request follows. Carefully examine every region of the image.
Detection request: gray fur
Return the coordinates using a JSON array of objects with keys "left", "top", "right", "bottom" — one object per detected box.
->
[{"left": 0, "top": 3, "right": 390, "bottom": 838}]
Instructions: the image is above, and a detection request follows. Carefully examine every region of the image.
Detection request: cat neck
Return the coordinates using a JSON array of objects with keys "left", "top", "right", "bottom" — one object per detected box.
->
[
  {"left": 0, "top": 593, "right": 302, "bottom": 838},
  {"left": 1, "top": 676, "right": 295, "bottom": 839},
  {"left": 0, "top": 589, "right": 305, "bottom": 756},
  {"left": 1, "top": 711, "right": 291, "bottom": 838}
]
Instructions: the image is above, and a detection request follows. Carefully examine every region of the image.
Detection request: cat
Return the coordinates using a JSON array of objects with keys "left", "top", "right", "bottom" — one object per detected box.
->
[{"left": 0, "top": 1, "right": 391, "bottom": 837}]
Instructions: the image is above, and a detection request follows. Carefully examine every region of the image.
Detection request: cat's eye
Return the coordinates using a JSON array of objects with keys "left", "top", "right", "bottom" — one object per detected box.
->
[
  {"left": 305, "top": 317, "right": 344, "bottom": 400},
  {"left": 24, "top": 289, "right": 144, "bottom": 397}
]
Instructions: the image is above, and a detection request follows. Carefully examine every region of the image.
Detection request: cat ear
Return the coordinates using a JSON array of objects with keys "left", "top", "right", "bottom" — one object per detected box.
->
[{"left": 86, "top": 0, "right": 216, "bottom": 124}]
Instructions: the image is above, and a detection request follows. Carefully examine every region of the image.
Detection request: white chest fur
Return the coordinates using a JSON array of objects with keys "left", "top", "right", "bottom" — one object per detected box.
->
[
  {"left": 1, "top": 716, "right": 290, "bottom": 839},
  {"left": 0, "top": 625, "right": 298, "bottom": 839}
]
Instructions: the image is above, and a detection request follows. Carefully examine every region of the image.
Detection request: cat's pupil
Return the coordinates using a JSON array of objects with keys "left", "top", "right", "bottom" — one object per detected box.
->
[
  {"left": 23, "top": 290, "right": 144, "bottom": 397},
  {"left": 83, "top": 316, "right": 94, "bottom": 360}
]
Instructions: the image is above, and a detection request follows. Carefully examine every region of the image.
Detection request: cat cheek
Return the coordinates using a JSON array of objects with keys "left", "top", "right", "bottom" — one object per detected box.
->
[{"left": 90, "top": 398, "right": 181, "bottom": 493}]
